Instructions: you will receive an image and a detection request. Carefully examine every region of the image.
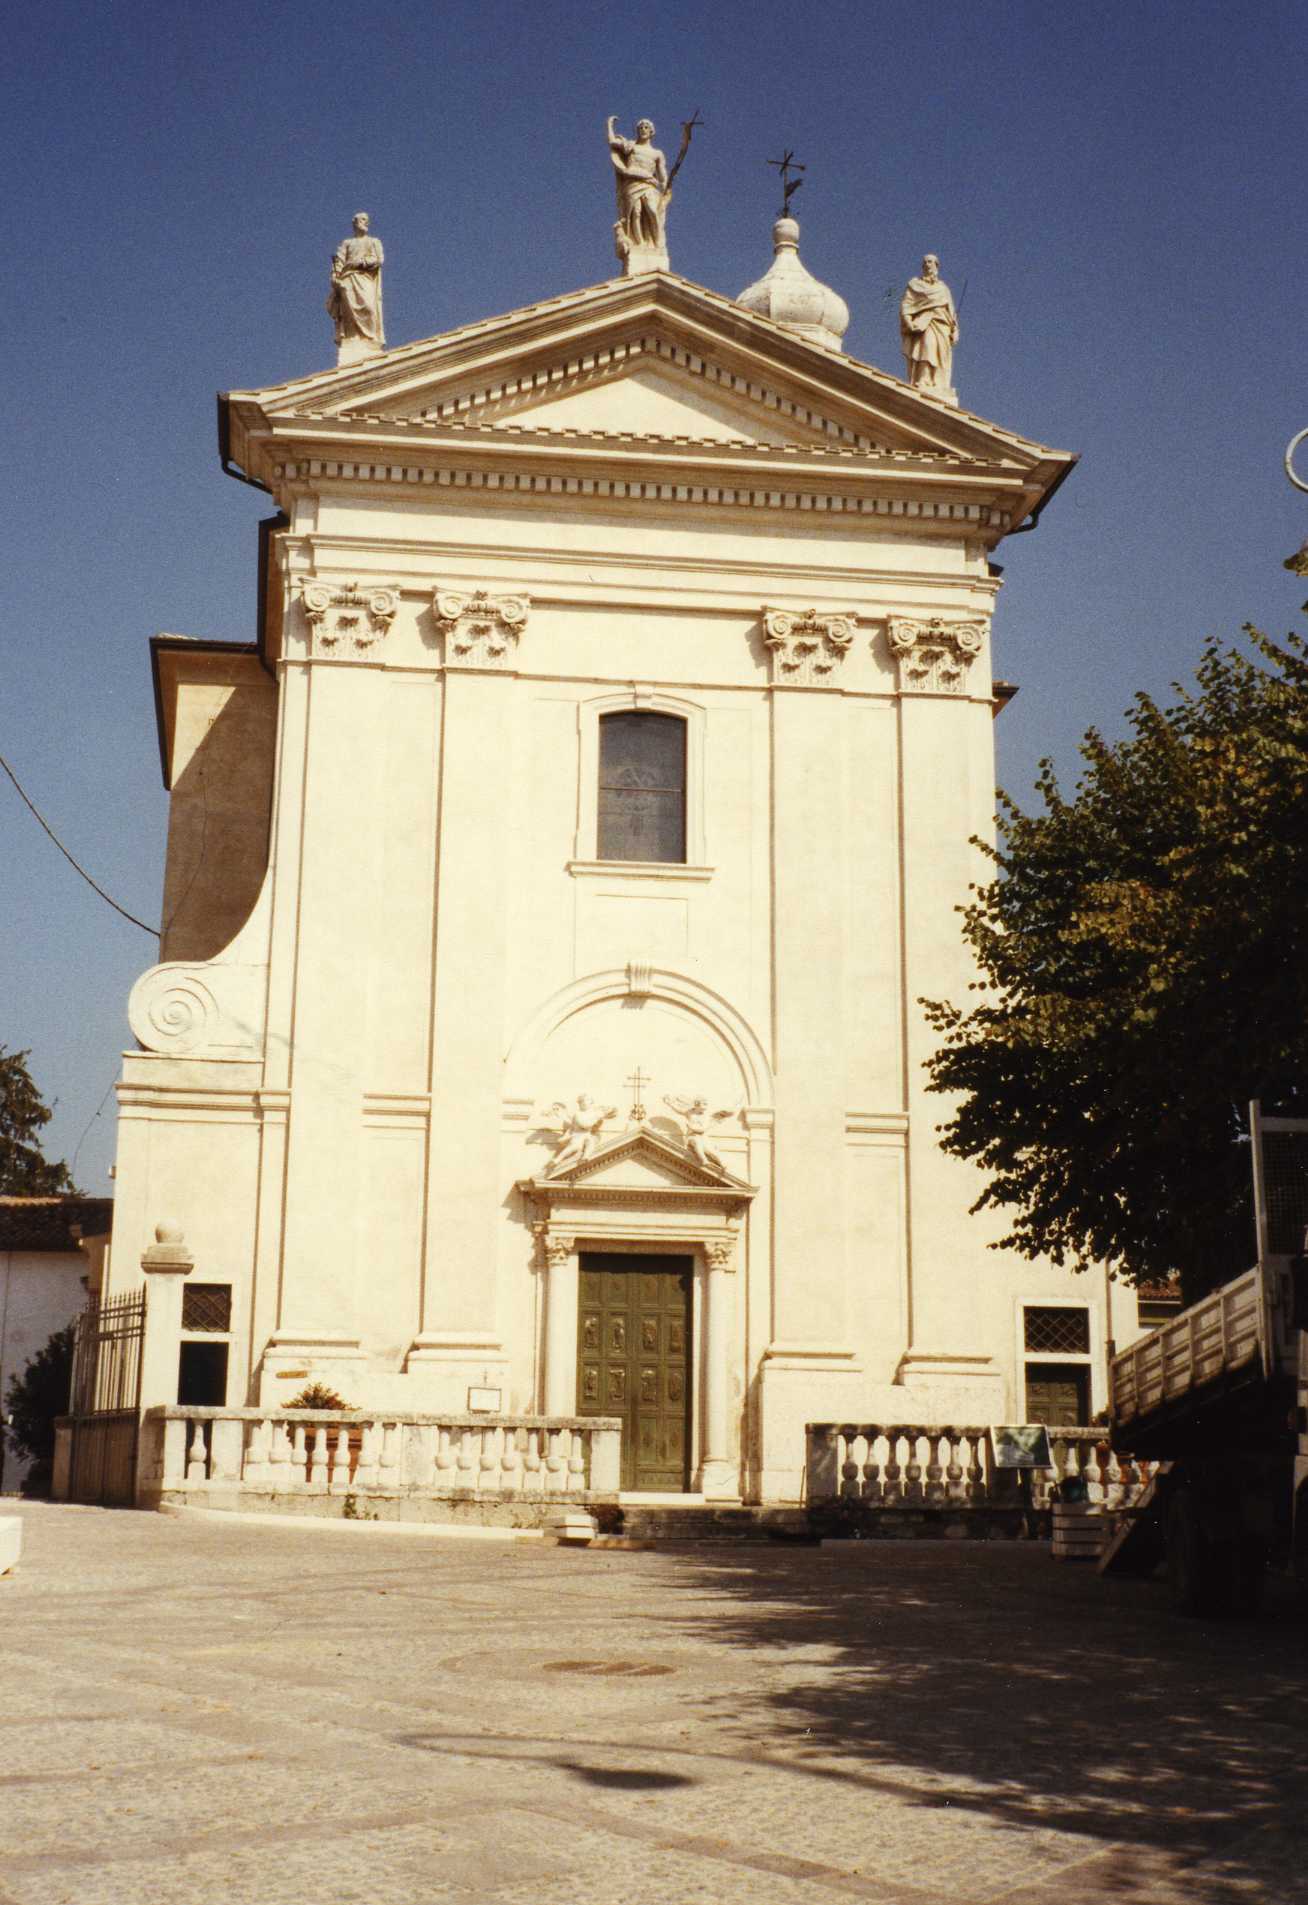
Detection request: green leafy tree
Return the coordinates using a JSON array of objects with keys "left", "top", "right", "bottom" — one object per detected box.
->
[
  {"left": 3, "top": 1325, "right": 74, "bottom": 1494},
  {"left": 924, "top": 624, "right": 1308, "bottom": 1304},
  {"left": 0, "top": 1046, "right": 75, "bottom": 1194}
]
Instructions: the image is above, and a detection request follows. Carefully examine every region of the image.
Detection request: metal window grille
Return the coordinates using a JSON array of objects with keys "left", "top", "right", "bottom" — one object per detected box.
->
[
  {"left": 182, "top": 1283, "right": 232, "bottom": 1333},
  {"left": 1023, "top": 1305, "right": 1090, "bottom": 1355},
  {"left": 1261, "top": 1131, "right": 1308, "bottom": 1255}
]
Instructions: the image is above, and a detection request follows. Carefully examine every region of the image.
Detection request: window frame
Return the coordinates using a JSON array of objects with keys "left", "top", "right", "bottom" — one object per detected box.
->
[
  {"left": 570, "top": 690, "right": 710, "bottom": 872},
  {"left": 1014, "top": 1297, "right": 1098, "bottom": 1424}
]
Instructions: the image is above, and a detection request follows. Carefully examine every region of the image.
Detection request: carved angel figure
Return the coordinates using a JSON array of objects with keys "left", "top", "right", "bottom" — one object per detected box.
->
[
  {"left": 663, "top": 1094, "right": 734, "bottom": 1172},
  {"left": 545, "top": 1093, "right": 617, "bottom": 1177}
]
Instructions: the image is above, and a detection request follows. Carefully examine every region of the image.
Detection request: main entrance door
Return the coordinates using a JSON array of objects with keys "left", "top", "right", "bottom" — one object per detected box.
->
[{"left": 577, "top": 1254, "right": 692, "bottom": 1491}]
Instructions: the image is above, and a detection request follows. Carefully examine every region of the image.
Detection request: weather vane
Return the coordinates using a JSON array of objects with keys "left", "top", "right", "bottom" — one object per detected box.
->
[{"left": 766, "top": 148, "right": 805, "bottom": 217}]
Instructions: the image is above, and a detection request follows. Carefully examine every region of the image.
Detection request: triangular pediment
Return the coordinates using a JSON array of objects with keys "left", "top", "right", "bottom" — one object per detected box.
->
[
  {"left": 534, "top": 1126, "right": 749, "bottom": 1193},
  {"left": 475, "top": 363, "right": 828, "bottom": 448},
  {"left": 226, "top": 274, "right": 1073, "bottom": 483}
]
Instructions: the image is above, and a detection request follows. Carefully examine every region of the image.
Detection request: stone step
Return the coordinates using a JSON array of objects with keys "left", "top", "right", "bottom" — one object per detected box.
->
[{"left": 595, "top": 1504, "right": 811, "bottom": 1544}]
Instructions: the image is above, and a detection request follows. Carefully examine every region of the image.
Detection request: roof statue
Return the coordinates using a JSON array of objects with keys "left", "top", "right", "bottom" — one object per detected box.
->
[
  {"left": 326, "top": 212, "right": 385, "bottom": 367},
  {"left": 606, "top": 110, "right": 702, "bottom": 277},
  {"left": 899, "top": 253, "right": 958, "bottom": 406},
  {"left": 735, "top": 154, "right": 849, "bottom": 352}
]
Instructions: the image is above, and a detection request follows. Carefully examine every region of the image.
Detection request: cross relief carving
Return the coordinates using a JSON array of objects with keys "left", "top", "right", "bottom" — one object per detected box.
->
[
  {"left": 886, "top": 616, "right": 985, "bottom": 695},
  {"left": 761, "top": 607, "right": 856, "bottom": 686},
  {"left": 433, "top": 588, "right": 530, "bottom": 669},
  {"left": 300, "top": 579, "right": 400, "bottom": 657}
]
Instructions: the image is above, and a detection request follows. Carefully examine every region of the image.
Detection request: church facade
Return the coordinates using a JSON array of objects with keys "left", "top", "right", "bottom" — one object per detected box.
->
[{"left": 106, "top": 250, "right": 1136, "bottom": 1502}]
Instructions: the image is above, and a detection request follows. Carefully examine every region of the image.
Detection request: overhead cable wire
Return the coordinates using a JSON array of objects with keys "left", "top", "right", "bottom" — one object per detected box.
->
[{"left": 0, "top": 750, "right": 159, "bottom": 937}]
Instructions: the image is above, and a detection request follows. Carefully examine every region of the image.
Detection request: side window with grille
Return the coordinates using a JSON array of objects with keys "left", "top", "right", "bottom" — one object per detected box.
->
[
  {"left": 1021, "top": 1304, "right": 1092, "bottom": 1427},
  {"left": 597, "top": 711, "right": 687, "bottom": 864}
]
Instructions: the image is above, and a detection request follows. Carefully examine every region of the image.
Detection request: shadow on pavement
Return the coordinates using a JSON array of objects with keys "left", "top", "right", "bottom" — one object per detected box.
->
[{"left": 656, "top": 1542, "right": 1308, "bottom": 1899}]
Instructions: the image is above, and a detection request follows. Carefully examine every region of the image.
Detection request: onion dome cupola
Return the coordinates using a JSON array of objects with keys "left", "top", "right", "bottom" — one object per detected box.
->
[{"left": 736, "top": 214, "right": 850, "bottom": 353}]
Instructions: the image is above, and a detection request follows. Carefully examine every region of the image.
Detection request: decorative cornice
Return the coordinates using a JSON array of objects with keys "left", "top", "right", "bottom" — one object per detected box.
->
[
  {"left": 299, "top": 579, "right": 399, "bottom": 657},
  {"left": 432, "top": 587, "right": 530, "bottom": 669},
  {"left": 268, "top": 456, "right": 1005, "bottom": 526},
  {"left": 886, "top": 616, "right": 986, "bottom": 695},
  {"left": 761, "top": 607, "right": 856, "bottom": 686}
]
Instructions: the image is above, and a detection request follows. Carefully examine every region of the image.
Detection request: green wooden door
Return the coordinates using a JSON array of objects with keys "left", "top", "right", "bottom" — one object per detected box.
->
[
  {"left": 577, "top": 1254, "right": 692, "bottom": 1491},
  {"left": 1024, "top": 1363, "right": 1090, "bottom": 1427}
]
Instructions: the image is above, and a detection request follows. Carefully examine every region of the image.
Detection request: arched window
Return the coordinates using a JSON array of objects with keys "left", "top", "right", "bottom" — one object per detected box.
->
[{"left": 597, "top": 711, "right": 687, "bottom": 863}]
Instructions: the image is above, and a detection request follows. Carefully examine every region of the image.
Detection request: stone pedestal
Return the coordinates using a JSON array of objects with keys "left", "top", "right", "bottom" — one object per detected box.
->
[{"left": 134, "top": 1223, "right": 194, "bottom": 1502}]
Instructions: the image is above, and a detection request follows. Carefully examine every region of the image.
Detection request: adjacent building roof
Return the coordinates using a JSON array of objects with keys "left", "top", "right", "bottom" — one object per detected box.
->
[{"left": 0, "top": 1197, "right": 113, "bottom": 1253}]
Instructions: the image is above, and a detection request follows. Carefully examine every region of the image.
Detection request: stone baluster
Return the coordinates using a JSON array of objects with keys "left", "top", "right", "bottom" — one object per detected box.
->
[
  {"left": 966, "top": 1432, "right": 985, "bottom": 1502},
  {"left": 480, "top": 1425, "right": 502, "bottom": 1494},
  {"left": 379, "top": 1422, "right": 402, "bottom": 1493},
  {"left": 354, "top": 1422, "right": 381, "bottom": 1488},
  {"left": 925, "top": 1433, "right": 946, "bottom": 1503},
  {"left": 456, "top": 1425, "right": 477, "bottom": 1489},
  {"left": 943, "top": 1429, "right": 966, "bottom": 1503},
  {"left": 840, "top": 1427, "right": 861, "bottom": 1500},
  {"left": 243, "top": 1416, "right": 272, "bottom": 1485},
  {"left": 568, "top": 1430, "right": 587, "bottom": 1491},
  {"left": 882, "top": 1428, "right": 903, "bottom": 1504},
  {"left": 524, "top": 1427, "right": 543, "bottom": 1494},
  {"left": 436, "top": 1425, "right": 456, "bottom": 1483},
  {"left": 329, "top": 1425, "right": 352, "bottom": 1494},
  {"left": 269, "top": 1420, "right": 292, "bottom": 1489},
  {"left": 500, "top": 1427, "right": 521, "bottom": 1494},
  {"left": 861, "top": 1430, "right": 883, "bottom": 1503},
  {"left": 904, "top": 1433, "right": 924, "bottom": 1503},
  {"left": 545, "top": 1427, "right": 568, "bottom": 1492},
  {"left": 186, "top": 1420, "right": 208, "bottom": 1484},
  {"left": 308, "top": 1422, "right": 329, "bottom": 1491},
  {"left": 1082, "top": 1441, "right": 1103, "bottom": 1503}
]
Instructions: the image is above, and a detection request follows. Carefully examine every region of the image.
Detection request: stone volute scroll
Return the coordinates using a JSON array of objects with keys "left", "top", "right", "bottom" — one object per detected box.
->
[
  {"left": 300, "top": 580, "right": 400, "bottom": 658},
  {"left": 761, "top": 608, "right": 856, "bottom": 686},
  {"left": 433, "top": 589, "right": 530, "bottom": 669},
  {"left": 326, "top": 212, "right": 385, "bottom": 367},
  {"left": 899, "top": 254, "right": 959, "bottom": 405},
  {"left": 886, "top": 616, "right": 985, "bottom": 695}
]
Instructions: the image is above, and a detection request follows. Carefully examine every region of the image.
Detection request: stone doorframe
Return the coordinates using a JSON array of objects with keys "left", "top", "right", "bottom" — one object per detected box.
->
[{"left": 526, "top": 1199, "right": 748, "bottom": 1500}]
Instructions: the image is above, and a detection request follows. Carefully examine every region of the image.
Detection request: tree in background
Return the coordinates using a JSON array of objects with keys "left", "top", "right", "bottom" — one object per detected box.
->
[
  {"left": 924, "top": 624, "right": 1308, "bottom": 1304},
  {"left": 3, "top": 1326, "right": 74, "bottom": 1494},
  {"left": 0, "top": 1046, "right": 76, "bottom": 1194}
]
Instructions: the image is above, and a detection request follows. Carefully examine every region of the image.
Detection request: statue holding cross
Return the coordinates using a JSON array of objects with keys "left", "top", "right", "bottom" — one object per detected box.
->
[{"left": 605, "top": 109, "right": 703, "bottom": 275}]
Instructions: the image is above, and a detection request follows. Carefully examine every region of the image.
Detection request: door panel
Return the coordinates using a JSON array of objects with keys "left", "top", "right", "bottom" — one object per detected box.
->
[
  {"left": 1024, "top": 1362, "right": 1090, "bottom": 1427},
  {"left": 578, "top": 1254, "right": 693, "bottom": 1491}
]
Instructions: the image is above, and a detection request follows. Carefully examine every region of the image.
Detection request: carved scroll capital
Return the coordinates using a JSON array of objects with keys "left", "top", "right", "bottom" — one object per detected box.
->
[
  {"left": 300, "top": 579, "right": 399, "bottom": 657},
  {"left": 705, "top": 1237, "right": 737, "bottom": 1273},
  {"left": 886, "top": 616, "right": 985, "bottom": 695},
  {"left": 533, "top": 1223, "right": 575, "bottom": 1270},
  {"left": 762, "top": 607, "right": 856, "bottom": 686},
  {"left": 434, "top": 588, "right": 530, "bottom": 669}
]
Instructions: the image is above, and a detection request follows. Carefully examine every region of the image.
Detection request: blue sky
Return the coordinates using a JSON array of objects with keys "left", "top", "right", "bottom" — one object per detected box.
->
[{"left": 6, "top": 0, "right": 1307, "bottom": 1188}]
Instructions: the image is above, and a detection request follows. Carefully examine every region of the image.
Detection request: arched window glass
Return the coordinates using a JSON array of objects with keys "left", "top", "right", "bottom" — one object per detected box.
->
[{"left": 597, "top": 711, "right": 687, "bottom": 863}]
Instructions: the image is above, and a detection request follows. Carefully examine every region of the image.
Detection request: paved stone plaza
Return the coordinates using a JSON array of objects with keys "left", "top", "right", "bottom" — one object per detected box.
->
[{"left": 1, "top": 1505, "right": 1305, "bottom": 1904}]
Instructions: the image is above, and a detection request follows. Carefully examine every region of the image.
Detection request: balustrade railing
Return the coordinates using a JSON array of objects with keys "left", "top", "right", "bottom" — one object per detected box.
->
[
  {"left": 806, "top": 1423, "right": 1156, "bottom": 1512},
  {"left": 142, "top": 1409, "right": 622, "bottom": 1505}
]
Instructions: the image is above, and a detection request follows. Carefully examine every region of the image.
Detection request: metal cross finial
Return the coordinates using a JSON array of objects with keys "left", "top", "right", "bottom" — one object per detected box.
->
[
  {"left": 625, "top": 1066, "right": 650, "bottom": 1123},
  {"left": 766, "top": 148, "right": 805, "bottom": 217}
]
